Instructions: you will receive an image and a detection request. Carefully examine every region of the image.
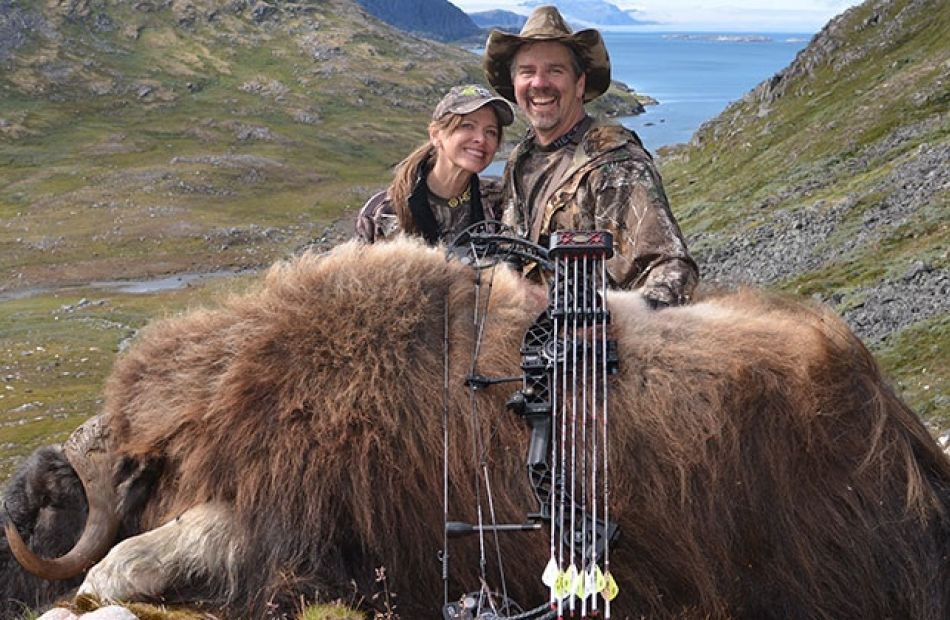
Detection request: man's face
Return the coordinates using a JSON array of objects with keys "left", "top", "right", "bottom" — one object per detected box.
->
[{"left": 511, "top": 41, "right": 586, "bottom": 145}]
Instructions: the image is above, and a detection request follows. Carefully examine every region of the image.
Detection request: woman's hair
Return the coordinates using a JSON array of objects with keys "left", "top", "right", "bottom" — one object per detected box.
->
[{"left": 388, "top": 110, "right": 503, "bottom": 233}]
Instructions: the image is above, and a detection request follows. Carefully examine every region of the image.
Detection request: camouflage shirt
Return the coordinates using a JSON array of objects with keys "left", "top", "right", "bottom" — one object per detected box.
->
[
  {"left": 356, "top": 162, "right": 503, "bottom": 245},
  {"left": 501, "top": 117, "right": 699, "bottom": 304}
]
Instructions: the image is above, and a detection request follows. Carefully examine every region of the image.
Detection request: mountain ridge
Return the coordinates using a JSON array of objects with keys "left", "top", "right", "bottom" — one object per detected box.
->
[
  {"left": 469, "top": 9, "right": 527, "bottom": 31},
  {"left": 355, "top": 0, "right": 481, "bottom": 42},
  {"left": 520, "top": 0, "right": 653, "bottom": 26}
]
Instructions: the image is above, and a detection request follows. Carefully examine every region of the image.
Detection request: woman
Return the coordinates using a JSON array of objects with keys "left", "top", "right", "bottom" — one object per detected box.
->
[{"left": 356, "top": 84, "right": 514, "bottom": 244}]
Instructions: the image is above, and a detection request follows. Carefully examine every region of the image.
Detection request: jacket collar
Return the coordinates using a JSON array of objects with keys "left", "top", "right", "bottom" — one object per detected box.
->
[{"left": 408, "top": 157, "right": 483, "bottom": 245}]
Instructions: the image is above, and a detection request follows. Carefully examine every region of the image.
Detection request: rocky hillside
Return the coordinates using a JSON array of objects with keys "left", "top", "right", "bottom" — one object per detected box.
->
[
  {"left": 661, "top": 0, "right": 948, "bottom": 431},
  {"left": 469, "top": 9, "right": 527, "bottom": 31}
]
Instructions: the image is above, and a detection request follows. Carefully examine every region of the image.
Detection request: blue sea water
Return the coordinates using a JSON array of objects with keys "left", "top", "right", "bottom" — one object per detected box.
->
[
  {"left": 484, "top": 30, "right": 811, "bottom": 173},
  {"left": 605, "top": 31, "right": 811, "bottom": 152}
]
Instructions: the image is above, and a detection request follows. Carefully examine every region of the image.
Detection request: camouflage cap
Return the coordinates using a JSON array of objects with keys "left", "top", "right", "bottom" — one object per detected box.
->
[
  {"left": 483, "top": 5, "right": 611, "bottom": 103},
  {"left": 432, "top": 84, "right": 516, "bottom": 126}
]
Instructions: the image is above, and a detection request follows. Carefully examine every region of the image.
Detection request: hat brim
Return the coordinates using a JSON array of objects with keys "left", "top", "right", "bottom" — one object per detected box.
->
[{"left": 483, "top": 28, "right": 611, "bottom": 103}]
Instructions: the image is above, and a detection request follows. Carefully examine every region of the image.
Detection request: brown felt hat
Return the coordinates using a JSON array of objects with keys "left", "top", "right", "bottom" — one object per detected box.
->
[{"left": 483, "top": 5, "right": 611, "bottom": 103}]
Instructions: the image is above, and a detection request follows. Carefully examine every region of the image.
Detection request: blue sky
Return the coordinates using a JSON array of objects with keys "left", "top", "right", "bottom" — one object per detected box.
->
[{"left": 453, "top": 1, "right": 865, "bottom": 32}]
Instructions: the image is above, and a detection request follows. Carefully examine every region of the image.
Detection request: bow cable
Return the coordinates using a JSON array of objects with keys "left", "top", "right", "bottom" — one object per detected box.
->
[{"left": 469, "top": 259, "right": 512, "bottom": 607}]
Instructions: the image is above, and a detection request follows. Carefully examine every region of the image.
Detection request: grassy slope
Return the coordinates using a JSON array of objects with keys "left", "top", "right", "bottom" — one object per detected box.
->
[
  {"left": 660, "top": 0, "right": 949, "bottom": 429},
  {"left": 0, "top": 0, "right": 482, "bottom": 290}
]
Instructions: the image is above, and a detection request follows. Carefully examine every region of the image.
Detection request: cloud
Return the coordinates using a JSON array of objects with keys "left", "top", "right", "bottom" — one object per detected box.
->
[
  {"left": 616, "top": 1, "right": 862, "bottom": 30},
  {"left": 453, "top": 1, "right": 863, "bottom": 31}
]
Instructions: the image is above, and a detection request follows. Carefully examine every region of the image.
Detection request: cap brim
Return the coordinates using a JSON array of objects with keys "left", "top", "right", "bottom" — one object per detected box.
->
[{"left": 452, "top": 97, "right": 515, "bottom": 126}]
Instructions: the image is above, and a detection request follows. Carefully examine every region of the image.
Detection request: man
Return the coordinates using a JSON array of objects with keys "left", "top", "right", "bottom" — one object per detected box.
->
[{"left": 484, "top": 5, "right": 698, "bottom": 306}]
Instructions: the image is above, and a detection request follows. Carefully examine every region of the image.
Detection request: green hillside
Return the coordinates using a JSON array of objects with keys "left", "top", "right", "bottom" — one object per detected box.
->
[
  {"left": 0, "top": 0, "right": 485, "bottom": 290},
  {"left": 0, "top": 0, "right": 645, "bottom": 294},
  {"left": 661, "top": 0, "right": 949, "bottom": 430}
]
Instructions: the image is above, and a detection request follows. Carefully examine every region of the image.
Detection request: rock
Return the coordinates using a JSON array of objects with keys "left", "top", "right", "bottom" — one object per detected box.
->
[
  {"left": 250, "top": 1, "right": 277, "bottom": 23},
  {"left": 36, "top": 608, "right": 78, "bottom": 620},
  {"left": 81, "top": 606, "right": 140, "bottom": 620},
  {"left": 904, "top": 260, "right": 933, "bottom": 281}
]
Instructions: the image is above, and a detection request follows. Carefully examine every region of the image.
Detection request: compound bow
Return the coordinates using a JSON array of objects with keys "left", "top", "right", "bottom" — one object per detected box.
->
[{"left": 441, "top": 222, "right": 621, "bottom": 620}]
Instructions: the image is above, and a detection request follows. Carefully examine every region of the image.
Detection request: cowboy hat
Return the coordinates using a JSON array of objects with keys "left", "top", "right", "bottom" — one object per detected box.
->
[{"left": 483, "top": 5, "right": 611, "bottom": 103}]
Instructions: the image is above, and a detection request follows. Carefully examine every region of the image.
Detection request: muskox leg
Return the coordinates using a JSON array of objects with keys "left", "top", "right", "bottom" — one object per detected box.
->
[{"left": 77, "top": 502, "right": 237, "bottom": 604}]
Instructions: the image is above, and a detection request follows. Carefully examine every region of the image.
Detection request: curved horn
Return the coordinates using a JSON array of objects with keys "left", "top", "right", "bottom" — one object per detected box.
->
[{"left": 5, "top": 416, "right": 121, "bottom": 580}]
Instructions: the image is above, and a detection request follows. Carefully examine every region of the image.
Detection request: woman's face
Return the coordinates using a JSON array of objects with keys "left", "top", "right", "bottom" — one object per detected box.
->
[{"left": 431, "top": 106, "right": 501, "bottom": 174}]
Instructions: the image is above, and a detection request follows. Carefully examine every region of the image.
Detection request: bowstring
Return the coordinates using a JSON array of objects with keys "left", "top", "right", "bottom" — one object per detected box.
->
[
  {"left": 547, "top": 257, "right": 561, "bottom": 607},
  {"left": 589, "top": 261, "right": 600, "bottom": 615},
  {"left": 580, "top": 255, "right": 590, "bottom": 618},
  {"left": 557, "top": 257, "right": 570, "bottom": 619},
  {"left": 601, "top": 257, "right": 612, "bottom": 620},
  {"left": 569, "top": 255, "right": 581, "bottom": 617},
  {"left": 442, "top": 293, "right": 451, "bottom": 607}
]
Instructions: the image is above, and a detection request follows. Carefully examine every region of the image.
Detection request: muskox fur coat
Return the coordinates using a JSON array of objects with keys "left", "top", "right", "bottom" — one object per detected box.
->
[{"left": 2, "top": 237, "right": 949, "bottom": 619}]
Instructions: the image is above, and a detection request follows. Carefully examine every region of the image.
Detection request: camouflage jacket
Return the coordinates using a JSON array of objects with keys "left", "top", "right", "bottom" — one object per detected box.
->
[
  {"left": 355, "top": 161, "right": 503, "bottom": 245},
  {"left": 500, "top": 120, "right": 699, "bottom": 304}
]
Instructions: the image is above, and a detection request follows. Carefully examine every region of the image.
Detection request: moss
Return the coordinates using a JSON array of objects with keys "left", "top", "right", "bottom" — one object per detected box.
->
[
  {"left": 876, "top": 314, "right": 950, "bottom": 427},
  {"left": 297, "top": 604, "right": 366, "bottom": 620}
]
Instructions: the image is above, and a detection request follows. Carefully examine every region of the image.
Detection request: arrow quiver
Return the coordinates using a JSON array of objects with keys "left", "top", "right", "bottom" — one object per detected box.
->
[{"left": 507, "top": 232, "right": 620, "bottom": 566}]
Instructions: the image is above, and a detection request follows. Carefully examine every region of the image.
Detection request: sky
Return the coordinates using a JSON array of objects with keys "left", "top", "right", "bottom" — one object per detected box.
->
[{"left": 453, "top": 0, "right": 865, "bottom": 32}]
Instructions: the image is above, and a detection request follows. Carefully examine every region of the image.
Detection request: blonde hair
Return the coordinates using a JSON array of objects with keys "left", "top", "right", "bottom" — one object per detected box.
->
[{"left": 387, "top": 110, "right": 504, "bottom": 234}]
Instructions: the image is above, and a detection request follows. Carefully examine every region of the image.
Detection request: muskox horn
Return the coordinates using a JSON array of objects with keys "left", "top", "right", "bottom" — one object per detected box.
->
[{"left": 4, "top": 415, "right": 121, "bottom": 580}]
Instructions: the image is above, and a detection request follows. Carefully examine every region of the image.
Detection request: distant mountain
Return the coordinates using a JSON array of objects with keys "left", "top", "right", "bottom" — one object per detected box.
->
[
  {"left": 470, "top": 9, "right": 527, "bottom": 31},
  {"left": 520, "top": 0, "right": 654, "bottom": 26},
  {"left": 661, "top": 0, "right": 949, "bottom": 429},
  {"left": 355, "top": 0, "right": 480, "bottom": 42}
]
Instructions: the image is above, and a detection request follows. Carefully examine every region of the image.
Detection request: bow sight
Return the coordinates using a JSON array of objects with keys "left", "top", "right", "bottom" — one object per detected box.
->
[{"left": 443, "top": 224, "right": 621, "bottom": 620}]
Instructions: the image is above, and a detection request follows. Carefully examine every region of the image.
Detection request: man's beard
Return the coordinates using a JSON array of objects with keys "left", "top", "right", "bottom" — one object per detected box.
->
[{"left": 526, "top": 88, "right": 561, "bottom": 130}]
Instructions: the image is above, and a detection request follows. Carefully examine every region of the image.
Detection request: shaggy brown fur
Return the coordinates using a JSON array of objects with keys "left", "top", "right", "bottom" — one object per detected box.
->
[{"left": 9, "top": 237, "right": 950, "bottom": 618}]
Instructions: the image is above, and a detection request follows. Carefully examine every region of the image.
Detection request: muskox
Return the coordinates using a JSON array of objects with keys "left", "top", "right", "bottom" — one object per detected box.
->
[{"left": 2, "top": 237, "right": 949, "bottom": 619}]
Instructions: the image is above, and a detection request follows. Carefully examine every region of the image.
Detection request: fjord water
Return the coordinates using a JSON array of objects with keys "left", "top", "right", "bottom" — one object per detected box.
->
[
  {"left": 482, "top": 30, "right": 810, "bottom": 173},
  {"left": 606, "top": 31, "right": 811, "bottom": 152}
]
